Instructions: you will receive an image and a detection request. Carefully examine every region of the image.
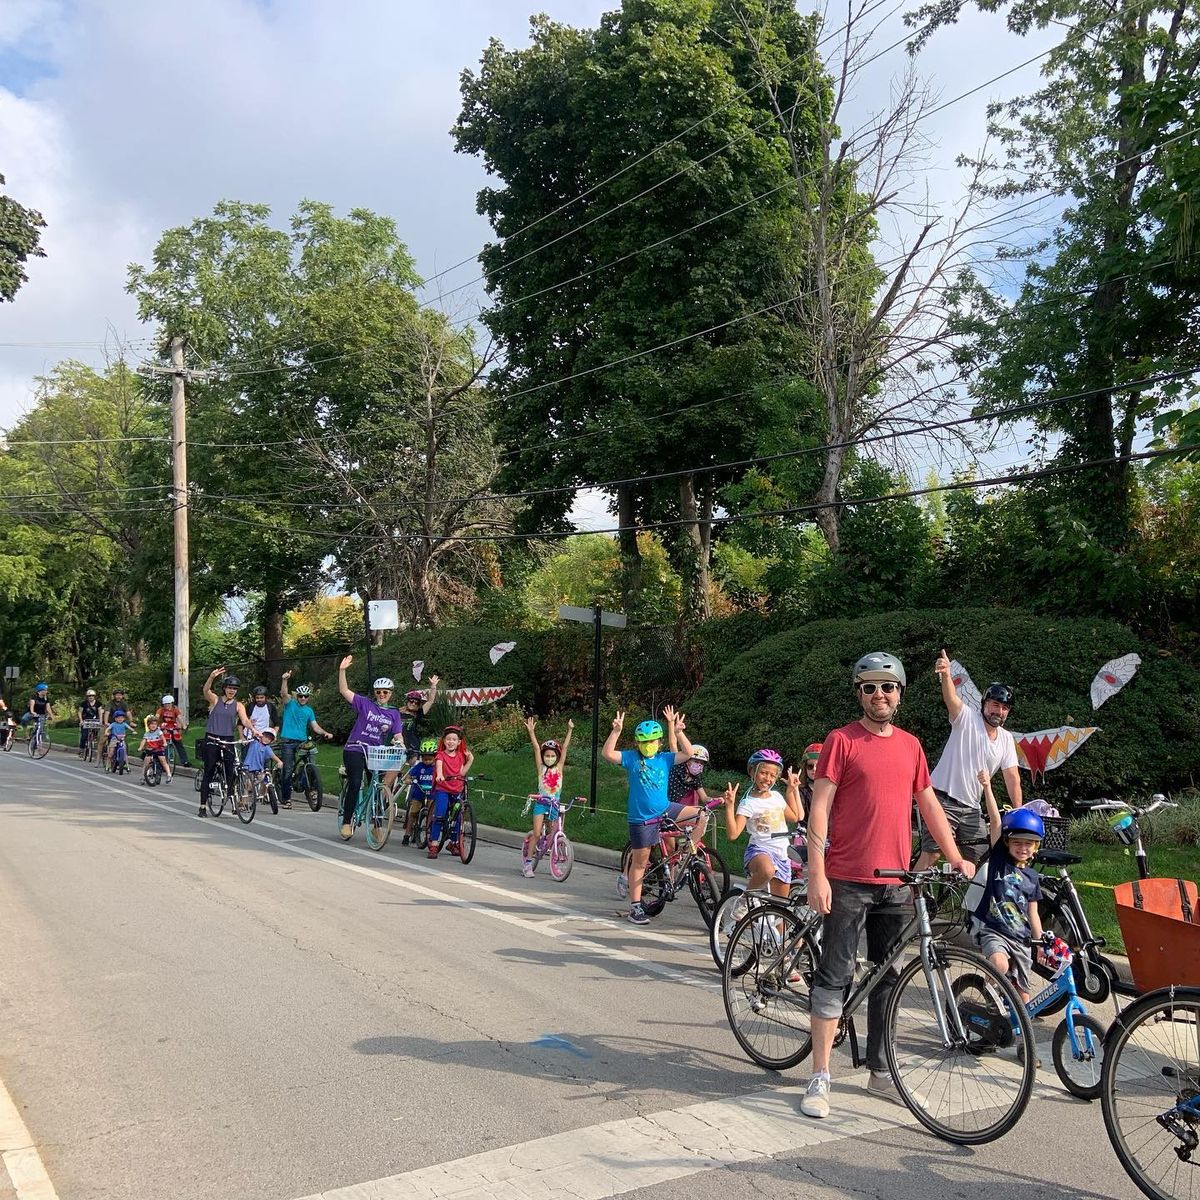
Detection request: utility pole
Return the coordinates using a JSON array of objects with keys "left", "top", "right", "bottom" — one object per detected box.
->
[{"left": 170, "top": 337, "right": 190, "bottom": 725}]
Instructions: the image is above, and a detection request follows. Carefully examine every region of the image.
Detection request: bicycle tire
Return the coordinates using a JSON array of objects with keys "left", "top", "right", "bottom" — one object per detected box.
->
[
  {"left": 236, "top": 774, "right": 256, "bottom": 824},
  {"left": 144, "top": 758, "right": 161, "bottom": 787},
  {"left": 458, "top": 802, "right": 477, "bottom": 864},
  {"left": 549, "top": 832, "right": 574, "bottom": 882},
  {"left": 702, "top": 845, "right": 730, "bottom": 897},
  {"left": 0, "top": 730, "right": 12, "bottom": 753},
  {"left": 365, "top": 787, "right": 394, "bottom": 851},
  {"left": 639, "top": 849, "right": 671, "bottom": 917},
  {"left": 710, "top": 886, "right": 755, "bottom": 973},
  {"left": 721, "top": 903, "right": 816, "bottom": 1070},
  {"left": 207, "top": 779, "right": 227, "bottom": 818},
  {"left": 301, "top": 762, "right": 322, "bottom": 811},
  {"left": 264, "top": 774, "right": 280, "bottom": 816},
  {"left": 885, "top": 944, "right": 1036, "bottom": 1145},
  {"left": 1101, "top": 986, "right": 1200, "bottom": 1200},
  {"left": 415, "top": 806, "right": 429, "bottom": 849},
  {"left": 687, "top": 859, "right": 722, "bottom": 928},
  {"left": 1051, "top": 1012, "right": 1104, "bottom": 1100}
]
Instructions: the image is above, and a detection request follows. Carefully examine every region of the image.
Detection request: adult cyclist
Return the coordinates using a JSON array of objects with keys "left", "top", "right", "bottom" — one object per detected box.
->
[
  {"left": 197, "top": 668, "right": 254, "bottom": 817},
  {"left": 278, "top": 670, "right": 334, "bottom": 809},
  {"left": 400, "top": 677, "right": 440, "bottom": 761},
  {"left": 23, "top": 682, "right": 56, "bottom": 731},
  {"left": 336, "top": 655, "right": 404, "bottom": 841},
  {"left": 913, "top": 650, "right": 1021, "bottom": 871},
  {"left": 78, "top": 689, "right": 102, "bottom": 756}
]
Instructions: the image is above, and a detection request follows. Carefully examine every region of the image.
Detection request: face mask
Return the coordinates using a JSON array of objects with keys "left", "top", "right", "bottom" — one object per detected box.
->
[
  {"left": 686, "top": 760, "right": 704, "bottom": 777},
  {"left": 542, "top": 752, "right": 559, "bottom": 767},
  {"left": 637, "top": 740, "right": 661, "bottom": 758}
]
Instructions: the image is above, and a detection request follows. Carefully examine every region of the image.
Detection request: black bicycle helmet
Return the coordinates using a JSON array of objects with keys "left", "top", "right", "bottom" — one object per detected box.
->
[
  {"left": 982, "top": 682, "right": 1015, "bottom": 709},
  {"left": 252, "top": 684, "right": 268, "bottom": 697},
  {"left": 223, "top": 674, "right": 241, "bottom": 688}
]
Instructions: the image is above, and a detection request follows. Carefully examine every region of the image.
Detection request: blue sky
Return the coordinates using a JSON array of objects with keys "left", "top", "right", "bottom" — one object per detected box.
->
[{"left": 0, "top": 0, "right": 1059, "bottom": 500}]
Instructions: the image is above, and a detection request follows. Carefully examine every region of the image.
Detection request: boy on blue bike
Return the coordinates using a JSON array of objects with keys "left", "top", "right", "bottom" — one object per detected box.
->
[{"left": 402, "top": 738, "right": 438, "bottom": 846}]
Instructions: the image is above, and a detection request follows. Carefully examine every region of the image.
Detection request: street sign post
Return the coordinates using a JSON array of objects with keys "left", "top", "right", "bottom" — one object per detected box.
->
[{"left": 558, "top": 605, "right": 627, "bottom": 813}]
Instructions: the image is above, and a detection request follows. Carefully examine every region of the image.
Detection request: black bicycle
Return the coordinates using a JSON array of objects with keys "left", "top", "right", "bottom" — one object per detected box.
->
[
  {"left": 290, "top": 740, "right": 323, "bottom": 811},
  {"left": 79, "top": 719, "right": 102, "bottom": 763},
  {"left": 415, "top": 774, "right": 489, "bottom": 864}
]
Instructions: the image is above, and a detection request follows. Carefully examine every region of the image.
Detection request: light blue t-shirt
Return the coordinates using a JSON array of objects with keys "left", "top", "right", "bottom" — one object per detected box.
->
[
  {"left": 243, "top": 739, "right": 274, "bottom": 772},
  {"left": 280, "top": 699, "right": 313, "bottom": 741},
  {"left": 620, "top": 749, "right": 675, "bottom": 824}
]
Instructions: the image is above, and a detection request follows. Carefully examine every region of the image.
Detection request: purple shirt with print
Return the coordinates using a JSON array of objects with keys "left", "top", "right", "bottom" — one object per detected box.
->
[{"left": 347, "top": 693, "right": 404, "bottom": 748}]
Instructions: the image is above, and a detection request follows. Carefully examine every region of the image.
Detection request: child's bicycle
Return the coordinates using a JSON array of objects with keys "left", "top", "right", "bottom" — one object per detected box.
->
[
  {"left": 405, "top": 780, "right": 432, "bottom": 849},
  {"left": 617, "top": 798, "right": 727, "bottom": 927},
  {"left": 143, "top": 751, "right": 170, "bottom": 787},
  {"left": 420, "top": 774, "right": 490, "bottom": 864},
  {"left": 105, "top": 734, "right": 129, "bottom": 775},
  {"left": 521, "top": 793, "right": 581, "bottom": 882},
  {"left": 290, "top": 740, "right": 323, "bottom": 811},
  {"left": 955, "top": 933, "right": 1106, "bottom": 1100}
]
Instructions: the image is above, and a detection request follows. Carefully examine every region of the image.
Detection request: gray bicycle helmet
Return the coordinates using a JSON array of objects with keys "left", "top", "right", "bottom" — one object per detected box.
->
[{"left": 852, "top": 651, "right": 906, "bottom": 688}]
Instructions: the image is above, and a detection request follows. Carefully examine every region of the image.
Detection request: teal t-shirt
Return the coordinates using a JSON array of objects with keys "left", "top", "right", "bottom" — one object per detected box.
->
[
  {"left": 620, "top": 749, "right": 675, "bottom": 824},
  {"left": 280, "top": 699, "right": 313, "bottom": 741}
]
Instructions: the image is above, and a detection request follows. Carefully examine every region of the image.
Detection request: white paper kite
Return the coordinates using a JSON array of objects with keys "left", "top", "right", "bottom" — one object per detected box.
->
[
  {"left": 1091, "top": 653, "right": 1141, "bottom": 709},
  {"left": 447, "top": 685, "right": 513, "bottom": 708},
  {"left": 948, "top": 659, "right": 982, "bottom": 710},
  {"left": 489, "top": 641, "right": 517, "bottom": 666},
  {"left": 412, "top": 660, "right": 424, "bottom": 682},
  {"left": 1012, "top": 726, "right": 1100, "bottom": 783}
]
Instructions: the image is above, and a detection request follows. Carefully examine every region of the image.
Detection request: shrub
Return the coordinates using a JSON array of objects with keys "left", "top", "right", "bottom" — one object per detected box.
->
[{"left": 683, "top": 608, "right": 1200, "bottom": 801}]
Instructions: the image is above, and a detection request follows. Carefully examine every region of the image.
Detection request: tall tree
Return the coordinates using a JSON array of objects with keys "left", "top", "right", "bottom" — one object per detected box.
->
[
  {"left": 913, "top": 0, "right": 1200, "bottom": 548},
  {"left": 0, "top": 172, "right": 46, "bottom": 302},
  {"left": 454, "top": 0, "right": 837, "bottom": 618}
]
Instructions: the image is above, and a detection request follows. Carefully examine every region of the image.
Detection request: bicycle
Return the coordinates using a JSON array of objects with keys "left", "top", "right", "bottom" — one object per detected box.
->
[
  {"left": 722, "top": 864, "right": 1037, "bottom": 1145},
  {"left": 204, "top": 738, "right": 255, "bottom": 823},
  {"left": 290, "top": 740, "right": 323, "bottom": 811},
  {"left": 418, "top": 774, "right": 489, "bottom": 864},
  {"left": 344, "top": 744, "right": 405, "bottom": 851},
  {"left": 617, "top": 798, "right": 726, "bottom": 927},
  {"left": 0, "top": 720, "right": 14, "bottom": 752},
  {"left": 105, "top": 734, "right": 130, "bottom": 775},
  {"left": 27, "top": 715, "right": 50, "bottom": 760},
  {"left": 79, "top": 719, "right": 101, "bottom": 763},
  {"left": 143, "top": 751, "right": 171, "bottom": 787},
  {"left": 1034, "top": 794, "right": 1178, "bottom": 1010},
  {"left": 1101, "top": 985, "right": 1200, "bottom": 1200},
  {"left": 521, "top": 793, "right": 581, "bottom": 882},
  {"left": 239, "top": 761, "right": 280, "bottom": 817}
]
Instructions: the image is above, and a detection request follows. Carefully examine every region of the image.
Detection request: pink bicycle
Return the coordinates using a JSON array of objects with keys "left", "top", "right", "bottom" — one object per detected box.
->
[{"left": 521, "top": 794, "right": 581, "bottom": 882}]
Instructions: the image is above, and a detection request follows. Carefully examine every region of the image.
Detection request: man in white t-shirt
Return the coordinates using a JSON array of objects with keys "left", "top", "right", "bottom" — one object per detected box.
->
[{"left": 915, "top": 648, "right": 1022, "bottom": 868}]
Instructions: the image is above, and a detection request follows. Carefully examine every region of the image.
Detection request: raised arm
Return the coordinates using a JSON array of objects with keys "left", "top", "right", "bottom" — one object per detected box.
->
[
  {"left": 422, "top": 675, "right": 440, "bottom": 716},
  {"left": 337, "top": 655, "right": 356, "bottom": 705},
  {"left": 525, "top": 715, "right": 542, "bottom": 769},
  {"left": 601, "top": 711, "right": 624, "bottom": 766},
  {"left": 666, "top": 707, "right": 694, "bottom": 762},
  {"left": 934, "top": 648, "right": 963, "bottom": 722},
  {"left": 665, "top": 706, "right": 679, "bottom": 754},
  {"left": 979, "top": 769, "right": 1002, "bottom": 847},
  {"left": 560, "top": 718, "right": 574, "bottom": 767},
  {"left": 202, "top": 667, "right": 223, "bottom": 708},
  {"left": 280, "top": 669, "right": 292, "bottom": 702},
  {"left": 783, "top": 765, "right": 804, "bottom": 824},
  {"left": 721, "top": 782, "right": 745, "bottom": 840}
]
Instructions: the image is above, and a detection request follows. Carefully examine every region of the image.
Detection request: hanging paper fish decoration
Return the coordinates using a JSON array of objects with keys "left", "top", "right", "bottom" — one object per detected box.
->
[
  {"left": 489, "top": 641, "right": 517, "bottom": 666},
  {"left": 1090, "top": 653, "right": 1141, "bottom": 710},
  {"left": 1011, "top": 726, "right": 1100, "bottom": 783},
  {"left": 447, "top": 685, "right": 513, "bottom": 708},
  {"left": 412, "top": 661, "right": 424, "bottom": 682},
  {"left": 948, "top": 659, "right": 982, "bottom": 710}
]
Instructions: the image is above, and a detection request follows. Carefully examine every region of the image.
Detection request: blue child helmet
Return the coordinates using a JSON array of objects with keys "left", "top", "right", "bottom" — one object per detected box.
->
[
  {"left": 633, "top": 720, "right": 664, "bottom": 743},
  {"left": 35, "top": 682, "right": 48, "bottom": 692},
  {"left": 1001, "top": 808, "right": 1044, "bottom": 839}
]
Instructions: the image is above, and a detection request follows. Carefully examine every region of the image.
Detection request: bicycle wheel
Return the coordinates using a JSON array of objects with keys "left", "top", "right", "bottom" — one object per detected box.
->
[
  {"left": 414, "top": 805, "right": 429, "bottom": 849},
  {"left": 1052, "top": 1012, "right": 1105, "bottom": 1100},
  {"left": 236, "top": 774, "right": 256, "bottom": 824},
  {"left": 617, "top": 842, "right": 632, "bottom": 898},
  {"left": 549, "top": 832, "right": 574, "bottom": 882},
  {"left": 885, "top": 944, "right": 1036, "bottom": 1145},
  {"left": 721, "top": 903, "right": 816, "bottom": 1070},
  {"left": 687, "top": 859, "right": 722, "bottom": 929},
  {"left": 458, "top": 802, "right": 477, "bottom": 864},
  {"left": 207, "top": 778, "right": 227, "bottom": 817},
  {"left": 1037, "top": 893, "right": 1110, "bottom": 1008},
  {"left": 300, "top": 762, "right": 322, "bottom": 811},
  {"left": 264, "top": 773, "right": 280, "bottom": 816},
  {"left": 639, "top": 849, "right": 671, "bottom": 917},
  {"left": 1101, "top": 987, "right": 1200, "bottom": 1200},
  {"left": 702, "top": 845, "right": 730, "bottom": 897},
  {"left": 144, "top": 758, "right": 161, "bottom": 787},
  {"left": 365, "top": 787, "right": 394, "bottom": 851},
  {"left": 710, "top": 886, "right": 753, "bottom": 972}
]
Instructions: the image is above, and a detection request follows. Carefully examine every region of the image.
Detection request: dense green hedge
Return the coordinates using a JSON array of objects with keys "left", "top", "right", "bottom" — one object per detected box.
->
[{"left": 683, "top": 609, "right": 1200, "bottom": 800}]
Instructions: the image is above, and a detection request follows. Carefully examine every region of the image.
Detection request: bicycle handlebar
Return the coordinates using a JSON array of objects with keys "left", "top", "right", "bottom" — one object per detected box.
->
[{"left": 1088, "top": 795, "right": 1177, "bottom": 816}]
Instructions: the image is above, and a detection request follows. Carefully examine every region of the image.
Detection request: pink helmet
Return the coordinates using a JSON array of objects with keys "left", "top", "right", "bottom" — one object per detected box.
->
[{"left": 747, "top": 748, "right": 783, "bottom": 771}]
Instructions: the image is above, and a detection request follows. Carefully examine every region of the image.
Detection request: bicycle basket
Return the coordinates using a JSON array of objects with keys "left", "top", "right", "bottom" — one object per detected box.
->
[
  {"left": 1040, "top": 816, "right": 1069, "bottom": 854},
  {"left": 365, "top": 745, "right": 407, "bottom": 770},
  {"left": 1114, "top": 878, "right": 1200, "bottom": 991},
  {"left": 80, "top": 719, "right": 102, "bottom": 730}
]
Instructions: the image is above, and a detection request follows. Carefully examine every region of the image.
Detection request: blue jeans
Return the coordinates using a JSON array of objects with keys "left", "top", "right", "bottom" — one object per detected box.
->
[{"left": 430, "top": 788, "right": 461, "bottom": 844}]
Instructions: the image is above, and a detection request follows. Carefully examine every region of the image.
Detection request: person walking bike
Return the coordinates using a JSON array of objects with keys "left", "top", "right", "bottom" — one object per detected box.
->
[
  {"left": 278, "top": 670, "right": 334, "bottom": 809},
  {"left": 801, "top": 651, "right": 976, "bottom": 1119},
  {"left": 914, "top": 649, "right": 1021, "bottom": 871},
  {"left": 197, "top": 669, "right": 253, "bottom": 817}
]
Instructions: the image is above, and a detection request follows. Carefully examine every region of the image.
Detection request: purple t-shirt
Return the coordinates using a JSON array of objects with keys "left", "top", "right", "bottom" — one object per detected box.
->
[{"left": 346, "top": 693, "right": 403, "bottom": 748}]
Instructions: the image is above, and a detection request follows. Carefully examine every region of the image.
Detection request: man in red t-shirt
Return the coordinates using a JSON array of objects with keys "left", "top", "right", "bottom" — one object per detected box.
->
[{"left": 800, "top": 651, "right": 975, "bottom": 1120}]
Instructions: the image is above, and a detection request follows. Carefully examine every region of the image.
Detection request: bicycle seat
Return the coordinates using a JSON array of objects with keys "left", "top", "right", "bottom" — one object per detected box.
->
[{"left": 1035, "top": 850, "right": 1082, "bottom": 866}]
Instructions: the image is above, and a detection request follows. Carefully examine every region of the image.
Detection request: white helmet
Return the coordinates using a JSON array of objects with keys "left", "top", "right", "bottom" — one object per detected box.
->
[
  {"left": 295, "top": 684, "right": 312, "bottom": 697},
  {"left": 373, "top": 677, "right": 395, "bottom": 690},
  {"left": 161, "top": 693, "right": 175, "bottom": 705},
  {"left": 689, "top": 745, "right": 710, "bottom": 763}
]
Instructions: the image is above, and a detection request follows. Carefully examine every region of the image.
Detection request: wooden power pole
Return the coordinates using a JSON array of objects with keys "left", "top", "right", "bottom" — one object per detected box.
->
[{"left": 169, "top": 337, "right": 191, "bottom": 725}]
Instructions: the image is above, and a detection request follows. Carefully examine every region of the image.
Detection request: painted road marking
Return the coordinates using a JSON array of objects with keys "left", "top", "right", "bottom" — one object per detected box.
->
[
  {"left": 31, "top": 760, "right": 719, "bottom": 995},
  {"left": 0, "top": 1076, "right": 58, "bottom": 1200},
  {"left": 289, "top": 1084, "right": 918, "bottom": 1200}
]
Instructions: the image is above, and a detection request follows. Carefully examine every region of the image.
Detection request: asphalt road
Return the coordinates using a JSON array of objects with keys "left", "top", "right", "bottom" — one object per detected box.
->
[{"left": 0, "top": 750, "right": 1147, "bottom": 1200}]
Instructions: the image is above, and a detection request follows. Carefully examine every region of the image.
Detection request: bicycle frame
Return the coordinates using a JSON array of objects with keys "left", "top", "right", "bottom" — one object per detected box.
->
[
  {"left": 527, "top": 794, "right": 576, "bottom": 861},
  {"left": 653, "top": 799, "right": 724, "bottom": 886}
]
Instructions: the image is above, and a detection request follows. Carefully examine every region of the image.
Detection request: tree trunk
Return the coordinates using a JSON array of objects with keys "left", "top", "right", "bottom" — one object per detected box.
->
[
  {"left": 813, "top": 440, "right": 846, "bottom": 553},
  {"left": 126, "top": 590, "right": 149, "bottom": 664},
  {"left": 262, "top": 591, "right": 285, "bottom": 691},
  {"left": 410, "top": 546, "right": 438, "bottom": 629},
  {"left": 677, "top": 474, "right": 712, "bottom": 622},
  {"left": 616, "top": 484, "right": 643, "bottom": 616}
]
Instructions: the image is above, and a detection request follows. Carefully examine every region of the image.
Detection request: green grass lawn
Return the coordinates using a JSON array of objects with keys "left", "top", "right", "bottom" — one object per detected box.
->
[{"left": 42, "top": 727, "right": 1190, "bottom": 951}]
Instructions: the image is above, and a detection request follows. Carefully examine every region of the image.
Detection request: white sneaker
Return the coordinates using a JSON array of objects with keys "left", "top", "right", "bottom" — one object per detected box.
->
[
  {"left": 521, "top": 861, "right": 535, "bottom": 878},
  {"left": 867, "top": 1071, "right": 927, "bottom": 1109},
  {"left": 800, "top": 1074, "right": 830, "bottom": 1118}
]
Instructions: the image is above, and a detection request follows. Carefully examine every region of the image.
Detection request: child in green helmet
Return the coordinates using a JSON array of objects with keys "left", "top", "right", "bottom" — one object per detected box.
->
[
  {"left": 602, "top": 705, "right": 700, "bottom": 925},
  {"left": 402, "top": 738, "right": 439, "bottom": 846}
]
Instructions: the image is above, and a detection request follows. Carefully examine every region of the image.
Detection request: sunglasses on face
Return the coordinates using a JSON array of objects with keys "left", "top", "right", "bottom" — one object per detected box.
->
[{"left": 859, "top": 682, "right": 900, "bottom": 695}]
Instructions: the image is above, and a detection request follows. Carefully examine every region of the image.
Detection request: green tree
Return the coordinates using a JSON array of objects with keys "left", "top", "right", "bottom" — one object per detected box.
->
[
  {"left": 0, "top": 172, "right": 45, "bottom": 302},
  {"left": 914, "top": 0, "right": 1200, "bottom": 548},
  {"left": 454, "top": 0, "right": 832, "bottom": 618}
]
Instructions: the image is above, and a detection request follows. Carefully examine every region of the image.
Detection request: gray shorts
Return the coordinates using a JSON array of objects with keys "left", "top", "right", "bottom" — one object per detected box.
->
[
  {"left": 920, "top": 789, "right": 987, "bottom": 860},
  {"left": 970, "top": 918, "right": 1032, "bottom": 993}
]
